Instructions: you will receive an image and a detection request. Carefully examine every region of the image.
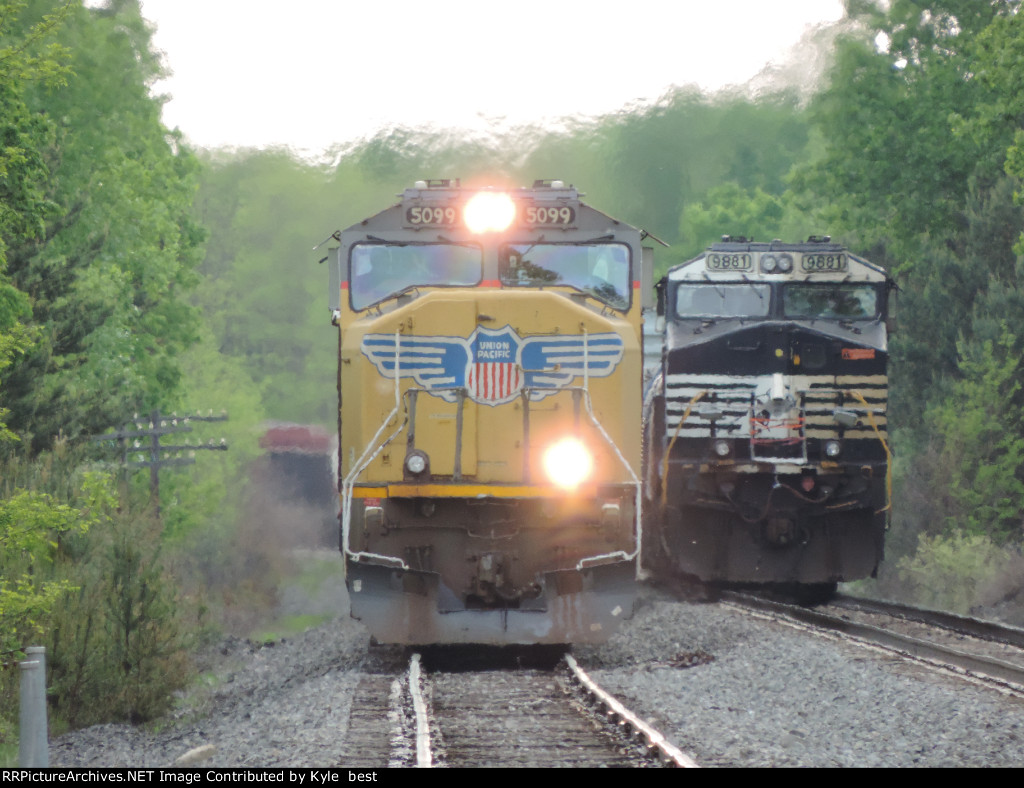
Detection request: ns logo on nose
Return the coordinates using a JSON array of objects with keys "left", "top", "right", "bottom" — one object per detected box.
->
[{"left": 361, "top": 325, "right": 624, "bottom": 406}]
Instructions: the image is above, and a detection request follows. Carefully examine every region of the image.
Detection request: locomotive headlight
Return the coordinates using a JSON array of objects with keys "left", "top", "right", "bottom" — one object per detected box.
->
[
  {"left": 776, "top": 254, "right": 794, "bottom": 273},
  {"left": 824, "top": 440, "right": 842, "bottom": 458},
  {"left": 713, "top": 439, "right": 731, "bottom": 457},
  {"left": 405, "top": 451, "right": 429, "bottom": 476},
  {"left": 464, "top": 191, "right": 516, "bottom": 233},
  {"left": 543, "top": 437, "right": 594, "bottom": 490},
  {"left": 761, "top": 255, "right": 777, "bottom": 273}
]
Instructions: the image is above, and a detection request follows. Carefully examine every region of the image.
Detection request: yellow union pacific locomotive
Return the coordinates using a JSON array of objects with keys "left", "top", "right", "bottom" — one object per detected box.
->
[{"left": 327, "top": 179, "right": 649, "bottom": 645}]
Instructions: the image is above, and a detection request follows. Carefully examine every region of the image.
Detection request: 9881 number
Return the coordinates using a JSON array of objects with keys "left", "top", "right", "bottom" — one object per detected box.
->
[
  {"left": 706, "top": 253, "right": 752, "bottom": 270},
  {"left": 800, "top": 253, "right": 847, "bottom": 272}
]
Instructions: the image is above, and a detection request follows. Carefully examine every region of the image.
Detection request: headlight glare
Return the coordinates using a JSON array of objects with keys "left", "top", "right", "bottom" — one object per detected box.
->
[
  {"left": 543, "top": 437, "right": 594, "bottom": 489},
  {"left": 464, "top": 192, "right": 516, "bottom": 233}
]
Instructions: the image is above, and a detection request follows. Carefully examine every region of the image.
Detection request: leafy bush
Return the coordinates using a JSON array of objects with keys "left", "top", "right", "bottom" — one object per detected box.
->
[
  {"left": 896, "top": 531, "right": 1023, "bottom": 614},
  {"left": 0, "top": 470, "right": 192, "bottom": 736},
  {"left": 0, "top": 472, "right": 109, "bottom": 663},
  {"left": 45, "top": 503, "right": 191, "bottom": 728}
]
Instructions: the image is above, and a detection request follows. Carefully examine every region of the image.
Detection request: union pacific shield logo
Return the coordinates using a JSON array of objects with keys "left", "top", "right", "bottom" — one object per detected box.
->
[
  {"left": 361, "top": 325, "right": 623, "bottom": 406},
  {"left": 467, "top": 328, "right": 522, "bottom": 402}
]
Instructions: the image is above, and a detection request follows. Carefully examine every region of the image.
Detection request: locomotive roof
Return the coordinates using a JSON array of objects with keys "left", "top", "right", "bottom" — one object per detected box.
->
[
  {"left": 339, "top": 179, "right": 639, "bottom": 236},
  {"left": 710, "top": 239, "right": 845, "bottom": 254},
  {"left": 665, "top": 238, "right": 891, "bottom": 281}
]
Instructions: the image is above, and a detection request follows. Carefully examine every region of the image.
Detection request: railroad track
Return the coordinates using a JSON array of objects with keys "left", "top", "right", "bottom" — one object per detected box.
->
[
  {"left": 829, "top": 593, "right": 1024, "bottom": 649},
  {"left": 721, "top": 590, "right": 1024, "bottom": 697},
  {"left": 335, "top": 669, "right": 409, "bottom": 768},
  {"left": 338, "top": 649, "right": 697, "bottom": 768}
]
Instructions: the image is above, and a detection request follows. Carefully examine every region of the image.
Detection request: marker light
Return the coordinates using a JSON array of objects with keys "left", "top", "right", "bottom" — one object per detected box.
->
[
  {"left": 464, "top": 192, "right": 516, "bottom": 233},
  {"left": 542, "top": 437, "right": 594, "bottom": 490}
]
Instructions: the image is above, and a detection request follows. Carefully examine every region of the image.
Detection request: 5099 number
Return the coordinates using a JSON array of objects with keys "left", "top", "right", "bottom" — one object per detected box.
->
[
  {"left": 521, "top": 204, "right": 575, "bottom": 225},
  {"left": 406, "top": 206, "right": 458, "bottom": 226}
]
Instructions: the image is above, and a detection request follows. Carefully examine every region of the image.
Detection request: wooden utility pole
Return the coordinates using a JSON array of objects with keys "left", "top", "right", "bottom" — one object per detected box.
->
[{"left": 92, "top": 409, "right": 228, "bottom": 517}]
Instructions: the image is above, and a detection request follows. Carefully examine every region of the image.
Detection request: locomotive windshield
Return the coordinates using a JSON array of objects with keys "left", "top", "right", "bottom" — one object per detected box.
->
[
  {"left": 674, "top": 282, "right": 771, "bottom": 319},
  {"left": 672, "top": 281, "right": 882, "bottom": 321},
  {"left": 782, "top": 283, "right": 879, "bottom": 320},
  {"left": 499, "top": 242, "right": 630, "bottom": 310},
  {"left": 349, "top": 243, "right": 481, "bottom": 310}
]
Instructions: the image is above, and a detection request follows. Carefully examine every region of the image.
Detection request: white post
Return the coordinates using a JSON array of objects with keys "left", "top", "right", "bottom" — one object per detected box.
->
[{"left": 18, "top": 647, "right": 48, "bottom": 767}]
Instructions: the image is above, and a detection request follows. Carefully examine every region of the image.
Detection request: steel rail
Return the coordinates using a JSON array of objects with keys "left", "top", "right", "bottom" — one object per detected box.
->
[
  {"left": 564, "top": 654, "right": 699, "bottom": 767},
  {"left": 721, "top": 591, "right": 1024, "bottom": 695},
  {"left": 407, "top": 653, "right": 433, "bottom": 768},
  {"left": 831, "top": 593, "right": 1024, "bottom": 649}
]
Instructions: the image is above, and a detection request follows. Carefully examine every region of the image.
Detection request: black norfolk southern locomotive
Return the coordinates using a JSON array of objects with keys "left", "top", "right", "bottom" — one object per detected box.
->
[{"left": 642, "top": 238, "right": 894, "bottom": 596}]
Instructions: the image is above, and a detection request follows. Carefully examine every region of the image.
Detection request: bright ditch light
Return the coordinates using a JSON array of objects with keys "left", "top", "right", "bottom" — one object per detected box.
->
[{"left": 543, "top": 437, "right": 594, "bottom": 490}]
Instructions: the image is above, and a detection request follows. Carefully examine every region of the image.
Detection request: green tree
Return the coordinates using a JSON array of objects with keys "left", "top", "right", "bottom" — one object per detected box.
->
[
  {"left": 926, "top": 326, "right": 1024, "bottom": 542},
  {"left": 1, "top": 0, "right": 205, "bottom": 453},
  {"left": 796, "top": 0, "right": 1019, "bottom": 261},
  {"left": 608, "top": 89, "right": 810, "bottom": 245},
  {"left": 0, "top": 1, "right": 74, "bottom": 443},
  {"left": 194, "top": 150, "right": 377, "bottom": 424},
  {"left": 678, "top": 182, "right": 787, "bottom": 262}
]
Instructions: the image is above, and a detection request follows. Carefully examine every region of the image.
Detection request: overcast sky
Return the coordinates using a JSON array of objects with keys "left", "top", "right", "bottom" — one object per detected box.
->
[{"left": 127, "top": 0, "right": 845, "bottom": 156}]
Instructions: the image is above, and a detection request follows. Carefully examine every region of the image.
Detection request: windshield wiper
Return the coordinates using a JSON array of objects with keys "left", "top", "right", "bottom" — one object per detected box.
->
[
  {"left": 701, "top": 273, "right": 726, "bottom": 300},
  {"left": 512, "top": 235, "right": 546, "bottom": 261},
  {"left": 740, "top": 274, "right": 764, "bottom": 301}
]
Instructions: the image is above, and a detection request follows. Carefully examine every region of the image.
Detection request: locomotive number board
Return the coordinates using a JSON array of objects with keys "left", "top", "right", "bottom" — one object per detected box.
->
[
  {"left": 800, "top": 253, "right": 848, "bottom": 272},
  {"left": 706, "top": 252, "right": 753, "bottom": 271},
  {"left": 404, "top": 202, "right": 577, "bottom": 228},
  {"left": 405, "top": 205, "right": 459, "bottom": 226},
  {"left": 517, "top": 202, "right": 576, "bottom": 227}
]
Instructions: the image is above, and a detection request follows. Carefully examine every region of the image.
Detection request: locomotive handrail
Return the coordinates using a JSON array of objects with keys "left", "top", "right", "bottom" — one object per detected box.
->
[
  {"left": 577, "top": 385, "right": 643, "bottom": 572},
  {"left": 848, "top": 389, "right": 893, "bottom": 515},
  {"left": 341, "top": 410, "right": 410, "bottom": 569},
  {"left": 660, "top": 390, "right": 708, "bottom": 508},
  {"left": 341, "top": 328, "right": 411, "bottom": 569},
  {"left": 572, "top": 326, "right": 643, "bottom": 572},
  {"left": 578, "top": 550, "right": 634, "bottom": 570}
]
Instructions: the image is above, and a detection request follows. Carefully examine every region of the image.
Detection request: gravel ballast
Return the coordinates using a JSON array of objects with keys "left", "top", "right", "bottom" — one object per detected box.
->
[{"left": 49, "top": 585, "right": 1024, "bottom": 768}]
